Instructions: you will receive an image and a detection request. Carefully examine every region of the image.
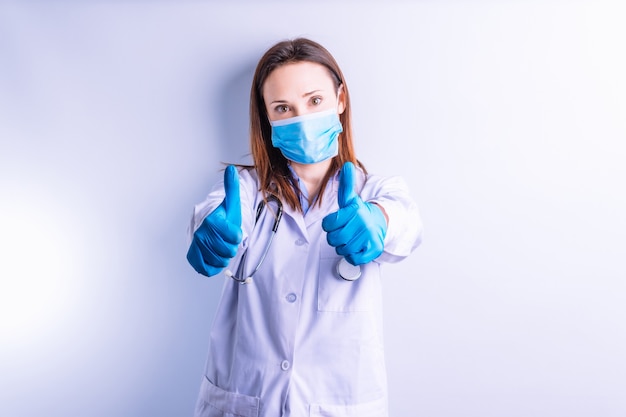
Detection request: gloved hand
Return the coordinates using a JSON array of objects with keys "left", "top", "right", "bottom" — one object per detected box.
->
[
  {"left": 322, "top": 162, "right": 388, "bottom": 266},
  {"left": 187, "top": 165, "right": 243, "bottom": 276}
]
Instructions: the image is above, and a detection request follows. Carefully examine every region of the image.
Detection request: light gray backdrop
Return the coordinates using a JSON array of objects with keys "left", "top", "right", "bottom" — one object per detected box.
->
[{"left": 1, "top": 1, "right": 625, "bottom": 416}]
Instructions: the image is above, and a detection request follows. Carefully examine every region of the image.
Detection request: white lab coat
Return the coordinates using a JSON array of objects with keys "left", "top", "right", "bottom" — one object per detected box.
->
[{"left": 188, "top": 166, "right": 422, "bottom": 417}]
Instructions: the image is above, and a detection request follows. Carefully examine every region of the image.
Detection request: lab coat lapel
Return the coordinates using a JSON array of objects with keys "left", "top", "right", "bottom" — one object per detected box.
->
[
  {"left": 303, "top": 176, "right": 339, "bottom": 227},
  {"left": 277, "top": 175, "right": 340, "bottom": 236},
  {"left": 280, "top": 199, "right": 309, "bottom": 238}
]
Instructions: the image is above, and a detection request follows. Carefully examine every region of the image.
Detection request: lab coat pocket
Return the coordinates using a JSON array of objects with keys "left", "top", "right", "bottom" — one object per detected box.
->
[
  {"left": 317, "top": 244, "right": 381, "bottom": 312},
  {"left": 309, "top": 395, "right": 388, "bottom": 417},
  {"left": 195, "top": 376, "right": 260, "bottom": 417}
]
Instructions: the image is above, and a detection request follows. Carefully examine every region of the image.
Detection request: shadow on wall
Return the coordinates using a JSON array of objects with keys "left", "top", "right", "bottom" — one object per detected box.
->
[
  {"left": 126, "top": 59, "right": 263, "bottom": 417},
  {"left": 214, "top": 60, "right": 257, "bottom": 166},
  {"left": 141, "top": 58, "right": 259, "bottom": 416}
]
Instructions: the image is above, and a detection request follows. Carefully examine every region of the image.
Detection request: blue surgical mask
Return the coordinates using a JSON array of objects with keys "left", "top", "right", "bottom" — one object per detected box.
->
[{"left": 270, "top": 108, "right": 343, "bottom": 164}]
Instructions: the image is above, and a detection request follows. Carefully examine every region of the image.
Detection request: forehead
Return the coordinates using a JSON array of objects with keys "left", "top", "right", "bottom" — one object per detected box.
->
[{"left": 263, "top": 61, "right": 335, "bottom": 100}]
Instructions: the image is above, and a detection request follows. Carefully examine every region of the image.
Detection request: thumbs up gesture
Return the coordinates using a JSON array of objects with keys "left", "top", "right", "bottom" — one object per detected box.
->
[
  {"left": 187, "top": 165, "right": 243, "bottom": 276},
  {"left": 322, "top": 162, "right": 388, "bottom": 266}
]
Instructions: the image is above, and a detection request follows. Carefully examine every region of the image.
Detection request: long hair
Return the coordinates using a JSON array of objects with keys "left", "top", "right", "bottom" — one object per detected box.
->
[{"left": 248, "top": 37, "right": 364, "bottom": 212}]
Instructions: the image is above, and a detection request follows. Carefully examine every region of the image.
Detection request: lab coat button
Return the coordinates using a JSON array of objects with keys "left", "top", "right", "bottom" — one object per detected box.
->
[
  {"left": 286, "top": 293, "right": 297, "bottom": 303},
  {"left": 281, "top": 360, "right": 290, "bottom": 371},
  {"left": 295, "top": 238, "right": 305, "bottom": 246}
]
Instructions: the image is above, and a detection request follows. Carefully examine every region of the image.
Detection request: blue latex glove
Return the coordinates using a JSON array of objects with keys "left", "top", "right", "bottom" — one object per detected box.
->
[
  {"left": 322, "top": 162, "right": 388, "bottom": 266},
  {"left": 187, "top": 165, "right": 243, "bottom": 276}
]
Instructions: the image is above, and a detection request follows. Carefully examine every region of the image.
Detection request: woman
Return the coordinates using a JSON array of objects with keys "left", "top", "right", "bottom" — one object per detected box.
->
[{"left": 186, "top": 38, "right": 422, "bottom": 417}]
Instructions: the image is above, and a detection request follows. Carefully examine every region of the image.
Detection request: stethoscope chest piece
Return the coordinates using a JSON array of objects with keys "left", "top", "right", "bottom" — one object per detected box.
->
[{"left": 336, "top": 258, "right": 361, "bottom": 281}]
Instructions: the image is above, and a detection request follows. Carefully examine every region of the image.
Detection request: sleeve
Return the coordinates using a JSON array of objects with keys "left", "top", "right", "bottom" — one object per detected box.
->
[{"left": 362, "top": 174, "right": 423, "bottom": 264}]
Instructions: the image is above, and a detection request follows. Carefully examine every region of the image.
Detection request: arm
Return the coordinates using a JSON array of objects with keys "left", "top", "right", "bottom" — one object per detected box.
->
[{"left": 364, "top": 174, "right": 423, "bottom": 264}]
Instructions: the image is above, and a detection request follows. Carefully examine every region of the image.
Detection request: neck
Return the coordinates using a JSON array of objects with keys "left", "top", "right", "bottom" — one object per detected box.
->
[{"left": 289, "top": 159, "right": 332, "bottom": 200}]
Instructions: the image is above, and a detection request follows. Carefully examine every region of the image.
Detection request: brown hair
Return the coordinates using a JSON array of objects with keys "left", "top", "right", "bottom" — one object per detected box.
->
[{"left": 247, "top": 37, "right": 365, "bottom": 212}]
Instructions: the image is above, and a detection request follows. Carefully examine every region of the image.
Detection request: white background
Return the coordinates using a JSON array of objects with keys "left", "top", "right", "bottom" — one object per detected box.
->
[{"left": 1, "top": 1, "right": 625, "bottom": 416}]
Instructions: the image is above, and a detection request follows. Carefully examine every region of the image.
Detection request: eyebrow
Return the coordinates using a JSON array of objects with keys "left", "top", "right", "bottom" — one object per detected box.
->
[{"left": 270, "top": 90, "right": 323, "bottom": 105}]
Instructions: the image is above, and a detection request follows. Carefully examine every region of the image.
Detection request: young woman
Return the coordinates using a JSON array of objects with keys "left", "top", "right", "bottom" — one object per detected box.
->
[{"left": 186, "top": 37, "right": 422, "bottom": 417}]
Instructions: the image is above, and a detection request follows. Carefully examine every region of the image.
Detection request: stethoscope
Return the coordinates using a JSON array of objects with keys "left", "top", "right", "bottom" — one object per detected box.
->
[
  {"left": 225, "top": 195, "right": 283, "bottom": 284},
  {"left": 224, "top": 195, "right": 362, "bottom": 284}
]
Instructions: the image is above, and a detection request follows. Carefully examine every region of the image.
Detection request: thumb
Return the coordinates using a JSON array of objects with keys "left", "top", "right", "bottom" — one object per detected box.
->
[
  {"left": 222, "top": 165, "right": 241, "bottom": 227},
  {"left": 338, "top": 162, "right": 358, "bottom": 208}
]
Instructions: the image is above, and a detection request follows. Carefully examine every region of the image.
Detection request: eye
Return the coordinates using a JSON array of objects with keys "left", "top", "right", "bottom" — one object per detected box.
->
[
  {"left": 311, "top": 96, "right": 323, "bottom": 106},
  {"left": 274, "top": 104, "right": 290, "bottom": 113}
]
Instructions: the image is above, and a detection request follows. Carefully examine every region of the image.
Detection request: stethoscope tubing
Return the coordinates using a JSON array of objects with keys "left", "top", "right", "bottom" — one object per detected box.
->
[
  {"left": 226, "top": 194, "right": 361, "bottom": 283},
  {"left": 227, "top": 195, "right": 283, "bottom": 284}
]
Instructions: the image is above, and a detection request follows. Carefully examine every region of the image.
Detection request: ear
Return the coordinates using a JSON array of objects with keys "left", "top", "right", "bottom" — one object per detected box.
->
[{"left": 337, "top": 84, "right": 347, "bottom": 115}]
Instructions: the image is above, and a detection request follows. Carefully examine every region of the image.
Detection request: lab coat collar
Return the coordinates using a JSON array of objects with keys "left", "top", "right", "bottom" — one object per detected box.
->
[{"left": 268, "top": 165, "right": 364, "bottom": 240}]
